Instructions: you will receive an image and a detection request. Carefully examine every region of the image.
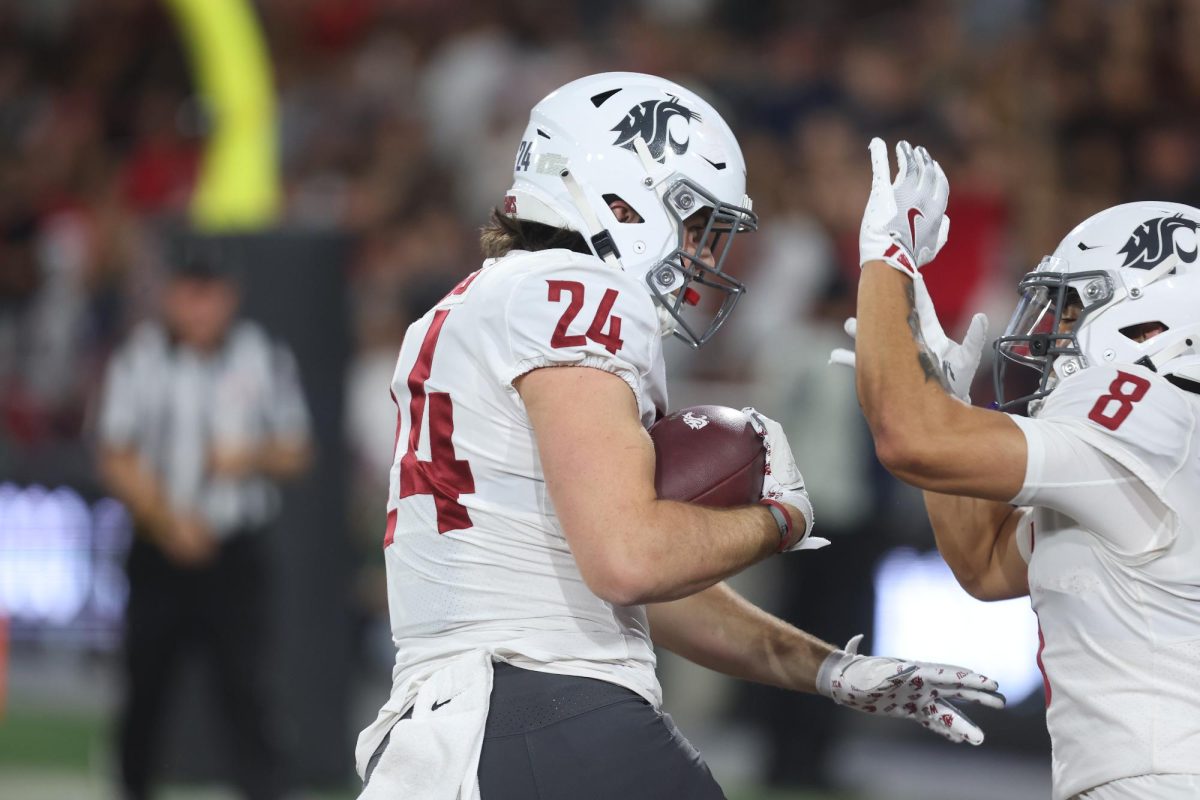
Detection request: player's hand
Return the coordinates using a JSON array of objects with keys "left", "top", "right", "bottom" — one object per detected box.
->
[
  {"left": 208, "top": 445, "right": 259, "bottom": 478},
  {"left": 860, "top": 138, "right": 950, "bottom": 274},
  {"left": 741, "top": 408, "right": 828, "bottom": 553},
  {"left": 910, "top": 275, "right": 988, "bottom": 402},
  {"left": 162, "top": 513, "right": 218, "bottom": 567},
  {"left": 816, "top": 634, "right": 1005, "bottom": 745},
  {"left": 828, "top": 277, "right": 988, "bottom": 403}
]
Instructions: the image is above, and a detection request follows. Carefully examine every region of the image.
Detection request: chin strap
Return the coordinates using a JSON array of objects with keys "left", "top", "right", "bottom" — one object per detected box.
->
[
  {"left": 558, "top": 133, "right": 668, "bottom": 271},
  {"left": 1149, "top": 333, "right": 1200, "bottom": 394},
  {"left": 1115, "top": 252, "right": 1181, "bottom": 304},
  {"left": 631, "top": 135, "right": 687, "bottom": 339},
  {"left": 653, "top": 304, "right": 679, "bottom": 339},
  {"left": 1137, "top": 335, "right": 1194, "bottom": 373},
  {"left": 631, "top": 136, "right": 670, "bottom": 201},
  {"left": 1166, "top": 373, "right": 1200, "bottom": 395},
  {"left": 558, "top": 168, "right": 623, "bottom": 270}
]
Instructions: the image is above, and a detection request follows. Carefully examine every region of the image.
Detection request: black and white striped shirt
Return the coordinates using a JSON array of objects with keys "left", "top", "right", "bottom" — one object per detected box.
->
[{"left": 97, "top": 320, "right": 311, "bottom": 537}]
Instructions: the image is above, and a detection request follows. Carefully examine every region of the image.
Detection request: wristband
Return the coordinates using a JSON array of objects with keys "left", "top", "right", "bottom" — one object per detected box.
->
[{"left": 760, "top": 499, "right": 793, "bottom": 552}]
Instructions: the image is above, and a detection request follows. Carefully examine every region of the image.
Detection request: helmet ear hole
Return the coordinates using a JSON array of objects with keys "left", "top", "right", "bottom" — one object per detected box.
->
[
  {"left": 602, "top": 194, "right": 644, "bottom": 224},
  {"left": 1120, "top": 321, "right": 1170, "bottom": 342}
]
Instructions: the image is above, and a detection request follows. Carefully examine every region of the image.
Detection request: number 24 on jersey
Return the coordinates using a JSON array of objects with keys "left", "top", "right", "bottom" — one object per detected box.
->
[
  {"left": 547, "top": 280, "right": 624, "bottom": 355},
  {"left": 385, "top": 277, "right": 627, "bottom": 542}
]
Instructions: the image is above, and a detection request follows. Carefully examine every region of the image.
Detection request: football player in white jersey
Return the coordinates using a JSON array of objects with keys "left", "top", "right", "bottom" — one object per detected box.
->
[
  {"left": 843, "top": 138, "right": 1200, "bottom": 800},
  {"left": 356, "top": 76, "right": 1004, "bottom": 800}
]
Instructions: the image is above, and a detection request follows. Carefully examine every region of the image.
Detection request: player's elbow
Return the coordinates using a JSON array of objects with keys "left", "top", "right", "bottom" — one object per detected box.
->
[
  {"left": 575, "top": 547, "right": 657, "bottom": 606},
  {"left": 942, "top": 555, "right": 1017, "bottom": 602},
  {"left": 872, "top": 422, "right": 936, "bottom": 484},
  {"left": 582, "top": 565, "right": 649, "bottom": 606},
  {"left": 957, "top": 577, "right": 1000, "bottom": 602},
  {"left": 593, "top": 577, "right": 648, "bottom": 607},
  {"left": 952, "top": 569, "right": 992, "bottom": 601},
  {"left": 959, "top": 571, "right": 1024, "bottom": 602}
]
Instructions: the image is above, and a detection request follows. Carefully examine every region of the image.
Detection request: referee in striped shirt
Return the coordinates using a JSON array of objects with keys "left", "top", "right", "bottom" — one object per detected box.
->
[{"left": 96, "top": 249, "right": 312, "bottom": 800}]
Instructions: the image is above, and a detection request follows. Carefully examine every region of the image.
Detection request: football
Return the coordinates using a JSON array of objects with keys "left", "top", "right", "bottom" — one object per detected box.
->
[{"left": 649, "top": 405, "right": 765, "bottom": 507}]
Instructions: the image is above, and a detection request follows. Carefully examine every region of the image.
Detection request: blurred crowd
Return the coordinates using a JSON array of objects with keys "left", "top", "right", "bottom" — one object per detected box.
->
[
  {"left": 1, "top": 0, "right": 1198, "bottom": 604},
  {"left": 4, "top": 0, "right": 1200, "bottom": 477},
  {"left": 4, "top": 0, "right": 1200, "bottom": 789}
]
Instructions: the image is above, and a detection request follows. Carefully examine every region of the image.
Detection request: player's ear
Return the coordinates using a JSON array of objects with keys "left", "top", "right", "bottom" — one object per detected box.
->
[{"left": 605, "top": 196, "right": 643, "bottom": 224}]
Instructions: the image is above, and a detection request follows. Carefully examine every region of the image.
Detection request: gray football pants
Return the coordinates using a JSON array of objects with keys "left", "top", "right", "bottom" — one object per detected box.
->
[{"left": 364, "top": 662, "right": 725, "bottom": 799}]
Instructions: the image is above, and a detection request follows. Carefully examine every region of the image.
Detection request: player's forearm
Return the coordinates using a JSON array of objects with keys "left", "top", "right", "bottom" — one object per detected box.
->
[
  {"left": 586, "top": 500, "right": 782, "bottom": 605},
  {"left": 643, "top": 500, "right": 784, "bottom": 599},
  {"left": 855, "top": 262, "right": 960, "bottom": 470},
  {"left": 209, "top": 437, "right": 312, "bottom": 480},
  {"left": 647, "top": 582, "right": 834, "bottom": 693},
  {"left": 855, "top": 262, "right": 949, "bottom": 421},
  {"left": 924, "top": 491, "right": 1011, "bottom": 586},
  {"left": 924, "top": 492, "right": 1028, "bottom": 600}
]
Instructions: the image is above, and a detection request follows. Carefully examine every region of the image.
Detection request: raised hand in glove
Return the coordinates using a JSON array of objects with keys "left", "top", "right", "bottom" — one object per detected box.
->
[
  {"left": 741, "top": 408, "right": 828, "bottom": 553},
  {"left": 828, "top": 275, "right": 988, "bottom": 403},
  {"left": 817, "top": 634, "right": 1005, "bottom": 745},
  {"left": 860, "top": 138, "right": 950, "bottom": 275}
]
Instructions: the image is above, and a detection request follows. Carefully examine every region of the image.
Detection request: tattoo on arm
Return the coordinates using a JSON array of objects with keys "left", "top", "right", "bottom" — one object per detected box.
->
[{"left": 905, "top": 282, "right": 952, "bottom": 393}]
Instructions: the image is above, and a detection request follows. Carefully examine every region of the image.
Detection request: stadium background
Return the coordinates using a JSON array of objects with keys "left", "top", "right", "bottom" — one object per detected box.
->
[{"left": 2, "top": 0, "right": 1198, "bottom": 797}]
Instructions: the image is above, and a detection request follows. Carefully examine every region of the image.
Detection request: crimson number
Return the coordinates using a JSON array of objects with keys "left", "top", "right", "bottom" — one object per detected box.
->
[
  {"left": 547, "top": 280, "right": 624, "bottom": 355},
  {"left": 1086, "top": 371, "right": 1150, "bottom": 431},
  {"left": 385, "top": 308, "right": 475, "bottom": 544}
]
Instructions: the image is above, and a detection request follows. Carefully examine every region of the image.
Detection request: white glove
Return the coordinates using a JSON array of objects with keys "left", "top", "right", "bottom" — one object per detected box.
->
[
  {"left": 817, "top": 634, "right": 1005, "bottom": 746},
  {"left": 860, "top": 138, "right": 950, "bottom": 274},
  {"left": 741, "top": 408, "right": 829, "bottom": 553},
  {"left": 911, "top": 276, "right": 989, "bottom": 402},
  {"left": 827, "top": 276, "right": 988, "bottom": 403},
  {"left": 828, "top": 317, "right": 858, "bottom": 371}
]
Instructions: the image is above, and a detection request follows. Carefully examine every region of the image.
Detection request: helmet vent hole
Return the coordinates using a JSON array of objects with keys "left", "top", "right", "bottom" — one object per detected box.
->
[{"left": 590, "top": 88, "right": 621, "bottom": 107}]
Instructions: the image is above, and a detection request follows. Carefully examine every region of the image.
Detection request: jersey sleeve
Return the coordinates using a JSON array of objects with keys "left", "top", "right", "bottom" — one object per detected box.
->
[
  {"left": 263, "top": 343, "right": 312, "bottom": 440},
  {"left": 96, "top": 346, "right": 139, "bottom": 448},
  {"left": 1007, "top": 364, "right": 1193, "bottom": 563},
  {"left": 95, "top": 326, "right": 160, "bottom": 449},
  {"left": 497, "top": 262, "right": 660, "bottom": 405}
]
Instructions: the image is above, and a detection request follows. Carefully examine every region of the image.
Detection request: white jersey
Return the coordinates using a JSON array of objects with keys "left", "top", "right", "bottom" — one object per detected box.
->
[
  {"left": 358, "top": 249, "right": 669, "bottom": 763},
  {"left": 1008, "top": 364, "right": 1200, "bottom": 800}
]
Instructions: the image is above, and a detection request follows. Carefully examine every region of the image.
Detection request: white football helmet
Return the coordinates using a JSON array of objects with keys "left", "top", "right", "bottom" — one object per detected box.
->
[
  {"left": 994, "top": 201, "right": 1200, "bottom": 412},
  {"left": 505, "top": 72, "right": 757, "bottom": 348}
]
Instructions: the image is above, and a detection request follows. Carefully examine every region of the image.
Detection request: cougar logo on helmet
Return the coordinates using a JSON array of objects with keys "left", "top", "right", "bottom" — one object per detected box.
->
[
  {"left": 1118, "top": 213, "right": 1199, "bottom": 269},
  {"left": 611, "top": 97, "right": 701, "bottom": 163}
]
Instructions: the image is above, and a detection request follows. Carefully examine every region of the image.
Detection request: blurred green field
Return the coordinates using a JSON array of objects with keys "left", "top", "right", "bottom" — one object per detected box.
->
[{"left": 0, "top": 708, "right": 849, "bottom": 800}]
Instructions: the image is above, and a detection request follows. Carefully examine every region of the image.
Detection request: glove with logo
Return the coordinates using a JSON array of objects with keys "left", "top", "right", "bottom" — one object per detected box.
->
[
  {"left": 860, "top": 138, "right": 950, "bottom": 275},
  {"left": 828, "top": 275, "right": 988, "bottom": 403},
  {"left": 816, "top": 634, "right": 1005, "bottom": 745},
  {"left": 741, "top": 408, "right": 828, "bottom": 553}
]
